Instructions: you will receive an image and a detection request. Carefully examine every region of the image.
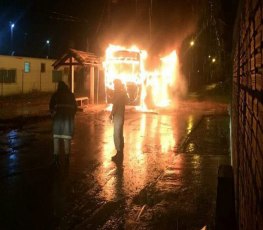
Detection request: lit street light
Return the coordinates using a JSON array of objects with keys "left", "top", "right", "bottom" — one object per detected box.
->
[
  {"left": 46, "top": 40, "right": 50, "bottom": 58},
  {"left": 212, "top": 58, "right": 216, "bottom": 63},
  {"left": 190, "top": 40, "right": 195, "bottom": 47}
]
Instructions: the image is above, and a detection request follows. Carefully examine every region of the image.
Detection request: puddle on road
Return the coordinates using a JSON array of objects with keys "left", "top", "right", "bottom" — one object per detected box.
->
[
  {"left": 63, "top": 112, "right": 197, "bottom": 228},
  {"left": 91, "top": 113, "right": 186, "bottom": 203},
  {"left": 0, "top": 129, "right": 37, "bottom": 155},
  {"left": 0, "top": 112, "right": 225, "bottom": 229},
  {"left": 123, "top": 115, "right": 231, "bottom": 229},
  {"left": 183, "top": 115, "right": 230, "bottom": 155}
]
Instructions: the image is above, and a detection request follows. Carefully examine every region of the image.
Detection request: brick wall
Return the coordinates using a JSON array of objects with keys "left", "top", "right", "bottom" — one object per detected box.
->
[{"left": 232, "top": 0, "right": 263, "bottom": 229}]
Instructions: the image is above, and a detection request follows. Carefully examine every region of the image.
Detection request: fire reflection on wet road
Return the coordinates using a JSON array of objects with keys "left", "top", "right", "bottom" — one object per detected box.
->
[
  {"left": 72, "top": 111, "right": 187, "bottom": 204},
  {"left": 0, "top": 103, "right": 229, "bottom": 229}
]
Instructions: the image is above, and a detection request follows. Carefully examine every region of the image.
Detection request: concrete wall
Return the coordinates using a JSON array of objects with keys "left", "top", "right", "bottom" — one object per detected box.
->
[
  {"left": 232, "top": 0, "right": 263, "bottom": 229},
  {"left": 0, "top": 55, "right": 65, "bottom": 96}
]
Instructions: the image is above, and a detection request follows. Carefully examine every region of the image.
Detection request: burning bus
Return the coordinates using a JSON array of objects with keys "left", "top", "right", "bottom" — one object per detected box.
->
[
  {"left": 103, "top": 44, "right": 180, "bottom": 110},
  {"left": 103, "top": 45, "right": 147, "bottom": 105}
]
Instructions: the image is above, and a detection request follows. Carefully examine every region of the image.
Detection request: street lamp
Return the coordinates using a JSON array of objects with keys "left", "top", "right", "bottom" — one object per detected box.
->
[
  {"left": 46, "top": 40, "right": 50, "bottom": 58},
  {"left": 190, "top": 40, "right": 195, "bottom": 47},
  {"left": 10, "top": 22, "right": 15, "bottom": 54}
]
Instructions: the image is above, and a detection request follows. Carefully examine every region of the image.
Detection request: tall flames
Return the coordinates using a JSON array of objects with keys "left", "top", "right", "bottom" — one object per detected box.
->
[{"left": 103, "top": 44, "right": 179, "bottom": 110}]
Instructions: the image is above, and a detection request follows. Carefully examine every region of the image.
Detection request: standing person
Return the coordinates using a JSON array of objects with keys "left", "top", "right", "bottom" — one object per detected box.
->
[
  {"left": 109, "top": 79, "right": 128, "bottom": 163},
  {"left": 49, "top": 81, "right": 77, "bottom": 165}
]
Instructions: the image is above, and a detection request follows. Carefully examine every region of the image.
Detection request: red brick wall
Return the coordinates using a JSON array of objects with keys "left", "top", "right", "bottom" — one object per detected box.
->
[{"left": 232, "top": 0, "right": 263, "bottom": 229}]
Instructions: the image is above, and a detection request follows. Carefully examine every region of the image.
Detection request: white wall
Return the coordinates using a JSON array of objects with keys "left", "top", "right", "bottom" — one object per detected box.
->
[{"left": 0, "top": 55, "right": 64, "bottom": 96}]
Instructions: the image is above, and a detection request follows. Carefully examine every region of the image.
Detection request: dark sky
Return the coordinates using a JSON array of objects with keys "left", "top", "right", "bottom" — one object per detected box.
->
[
  {"left": 0, "top": 0, "right": 238, "bottom": 58},
  {"left": 0, "top": 0, "right": 105, "bottom": 57}
]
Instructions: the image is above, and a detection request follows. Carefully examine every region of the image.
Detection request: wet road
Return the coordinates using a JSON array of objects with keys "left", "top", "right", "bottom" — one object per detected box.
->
[{"left": 0, "top": 101, "right": 230, "bottom": 229}]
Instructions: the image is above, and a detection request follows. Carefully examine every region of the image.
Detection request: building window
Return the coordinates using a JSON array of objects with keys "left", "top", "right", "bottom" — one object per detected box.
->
[
  {"left": 0, "top": 69, "right": 16, "bottom": 83},
  {"left": 52, "top": 70, "right": 62, "bottom": 82},
  {"left": 7, "top": 69, "right": 16, "bottom": 83},
  {"left": 0, "top": 69, "right": 7, "bottom": 83},
  {"left": 24, "top": 62, "right": 30, "bottom": 73},
  {"left": 41, "top": 63, "right": 46, "bottom": 73}
]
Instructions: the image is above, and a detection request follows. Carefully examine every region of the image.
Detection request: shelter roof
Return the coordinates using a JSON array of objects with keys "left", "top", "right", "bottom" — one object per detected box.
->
[{"left": 53, "top": 48, "right": 101, "bottom": 69}]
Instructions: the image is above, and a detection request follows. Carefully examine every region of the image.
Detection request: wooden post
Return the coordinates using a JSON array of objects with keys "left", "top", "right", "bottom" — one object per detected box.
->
[
  {"left": 69, "top": 57, "right": 72, "bottom": 91},
  {"left": 71, "top": 65, "right": 74, "bottom": 93},
  {"left": 69, "top": 57, "right": 74, "bottom": 93},
  {"left": 90, "top": 66, "right": 95, "bottom": 104}
]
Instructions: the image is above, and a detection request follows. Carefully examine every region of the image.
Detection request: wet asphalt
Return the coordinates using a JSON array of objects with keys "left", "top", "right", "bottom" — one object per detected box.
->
[{"left": 0, "top": 100, "right": 230, "bottom": 230}]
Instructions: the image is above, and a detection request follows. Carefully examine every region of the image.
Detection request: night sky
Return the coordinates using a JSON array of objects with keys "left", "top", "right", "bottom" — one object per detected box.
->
[{"left": 0, "top": 0, "right": 238, "bottom": 58}]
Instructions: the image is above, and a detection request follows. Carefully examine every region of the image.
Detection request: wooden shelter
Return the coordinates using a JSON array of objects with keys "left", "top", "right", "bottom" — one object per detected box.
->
[{"left": 53, "top": 49, "right": 101, "bottom": 104}]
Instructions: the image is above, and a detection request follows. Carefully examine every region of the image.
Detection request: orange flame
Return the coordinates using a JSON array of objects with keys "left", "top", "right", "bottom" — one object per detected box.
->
[
  {"left": 104, "top": 45, "right": 178, "bottom": 110},
  {"left": 154, "top": 50, "right": 178, "bottom": 107},
  {"left": 104, "top": 44, "right": 147, "bottom": 90}
]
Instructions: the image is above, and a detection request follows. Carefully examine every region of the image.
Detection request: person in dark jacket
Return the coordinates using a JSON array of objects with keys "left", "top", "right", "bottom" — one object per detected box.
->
[
  {"left": 109, "top": 79, "right": 128, "bottom": 163},
  {"left": 49, "top": 81, "right": 77, "bottom": 164}
]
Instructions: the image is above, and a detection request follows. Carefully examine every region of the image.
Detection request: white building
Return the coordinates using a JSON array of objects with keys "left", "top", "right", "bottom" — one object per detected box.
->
[{"left": 0, "top": 55, "right": 65, "bottom": 96}]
